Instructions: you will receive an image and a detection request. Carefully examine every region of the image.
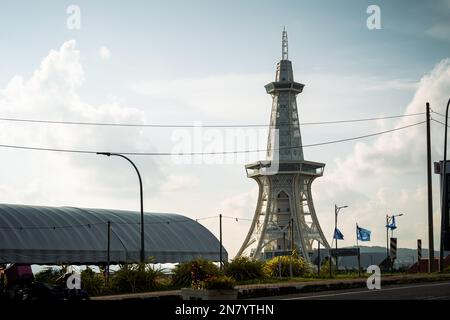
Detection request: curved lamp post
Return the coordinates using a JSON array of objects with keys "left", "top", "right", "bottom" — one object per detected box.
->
[
  {"left": 97, "top": 152, "right": 145, "bottom": 263},
  {"left": 440, "top": 98, "right": 450, "bottom": 272}
]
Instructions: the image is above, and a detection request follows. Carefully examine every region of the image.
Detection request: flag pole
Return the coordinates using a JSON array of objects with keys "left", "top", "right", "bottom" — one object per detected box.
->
[
  {"left": 356, "top": 223, "right": 361, "bottom": 277},
  {"left": 356, "top": 223, "right": 359, "bottom": 249}
]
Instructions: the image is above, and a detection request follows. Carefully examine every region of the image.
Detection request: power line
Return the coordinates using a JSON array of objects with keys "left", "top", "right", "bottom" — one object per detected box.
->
[
  {"left": 0, "top": 112, "right": 425, "bottom": 128},
  {"left": 0, "top": 121, "right": 425, "bottom": 156},
  {"left": 432, "top": 118, "right": 450, "bottom": 127},
  {"left": 431, "top": 110, "right": 447, "bottom": 119},
  {"left": 221, "top": 215, "right": 253, "bottom": 221},
  {"left": 0, "top": 214, "right": 249, "bottom": 231}
]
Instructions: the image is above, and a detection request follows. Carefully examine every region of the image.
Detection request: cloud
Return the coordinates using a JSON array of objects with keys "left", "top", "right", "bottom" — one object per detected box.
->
[
  {"left": 99, "top": 46, "right": 111, "bottom": 60},
  {"left": 0, "top": 40, "right": 164, "bottom": 208},
  {"left": 313, "top": 58, "right": 450, "bottom": 249},
  {"left": 160, "top": 174, "right": 199, "bottom": 192}
]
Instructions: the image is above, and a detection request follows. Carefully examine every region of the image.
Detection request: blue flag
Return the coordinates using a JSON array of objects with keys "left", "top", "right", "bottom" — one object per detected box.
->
[
  {"left": 357, "top": 225, "right": 371, "bottom": 241},
  {"left": 333, "top": 228, "right": 344, "bottom": 240},
  {"left": 386, "top": 216, "right": 397, "bottom": 230}
]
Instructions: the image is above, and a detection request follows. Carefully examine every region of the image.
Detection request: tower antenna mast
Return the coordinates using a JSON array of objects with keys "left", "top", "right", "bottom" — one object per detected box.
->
[{"left": 282, "top": 27, "right": 288, "bottom": 60}]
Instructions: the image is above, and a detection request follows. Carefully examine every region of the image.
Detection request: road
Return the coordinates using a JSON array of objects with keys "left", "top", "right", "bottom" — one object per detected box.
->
[{"left": 254, "top": 281, "right": 450, "bottom": 300}]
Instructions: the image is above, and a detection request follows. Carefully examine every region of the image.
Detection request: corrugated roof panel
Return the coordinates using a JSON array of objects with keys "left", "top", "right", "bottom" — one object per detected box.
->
[{"left": 0, "top": 203, "right": 227, "bottom": 264}]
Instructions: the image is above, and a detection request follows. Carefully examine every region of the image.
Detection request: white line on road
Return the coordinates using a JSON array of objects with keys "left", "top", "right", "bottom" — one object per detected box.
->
[{"left": 282, "top": 281, "right": 450, "bottom": 300}]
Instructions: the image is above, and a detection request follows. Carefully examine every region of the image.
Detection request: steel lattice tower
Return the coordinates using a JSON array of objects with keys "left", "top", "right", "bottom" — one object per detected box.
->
[{"left": 236, "top": 29, "right": 330, "bottom": 261}]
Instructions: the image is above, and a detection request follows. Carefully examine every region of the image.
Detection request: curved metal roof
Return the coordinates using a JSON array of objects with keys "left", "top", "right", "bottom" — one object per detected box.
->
[{"left": 0, "top": 203, "right": 226, "bottom": 264}]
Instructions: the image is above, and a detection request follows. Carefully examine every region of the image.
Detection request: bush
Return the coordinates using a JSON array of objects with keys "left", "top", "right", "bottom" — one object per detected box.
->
[
  {"left": 263, "top": 255, "right": 312, "bottom": 278},
  {"left": 110, "top": 263, "right": 164, "bottom": 293},
  {"left": 34, "top": 267, "right": 64, "bottom": 285},
  {"left": 224, "top": 257, "right": 265, "bottom": 281},
  {"left": 200, "top": 275, "right": 236, "bottom": 290},
  {"left": 172, "top": 258, "right": 221, "bottom": 288},
  {"left": 81, "top": 267, "right": 105, "bottom": 296}
]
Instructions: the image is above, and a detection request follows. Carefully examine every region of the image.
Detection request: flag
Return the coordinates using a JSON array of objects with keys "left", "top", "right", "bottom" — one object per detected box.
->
[
  {"left": 357, "top": 225, "right": 371, "bottom": 241},
  {"left": 333, "top": 228, "right": 344, "bottom": 240},
  {"left": 386, "top": 216, "right": 397, "bottom": 230}
]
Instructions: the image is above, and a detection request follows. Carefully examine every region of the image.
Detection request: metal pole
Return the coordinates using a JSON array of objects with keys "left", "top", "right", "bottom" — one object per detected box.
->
[
  {"left": 440, "top": 98, "right": 450, "bottom": 272},
  {"left": 97, "top": 152, "right": 145, "bottom": 264},
  {"left": 357, "top": 247, "right": 361, "bottom": 277},
  {"left": 219, "top": 213, "right": 223, "bottom": 270},
  {"left": 426, "top": 103, "right": 435, "bottom": 272},
  {"left": 318, "top": 241, "right": 321, "bottom": 275},
  {"left": 289, "top": 218, "right": 293, "bottom": 278},
  {"left": 106, "top": 221, "right": 111, "bottom": 285},
  {"left": 335, "top": 205, "right": 338, "bottom": 271},
  {"left": 356, "top": 223, "right": 361, "bottom": 277},
  {"left": 386, "top": 215, "right": 390, "bottom": 263}
]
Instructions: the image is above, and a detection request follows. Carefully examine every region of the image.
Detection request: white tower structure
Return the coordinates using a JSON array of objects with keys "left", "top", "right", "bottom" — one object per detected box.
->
[{"left": 236, "top": 29, "right": 330, "bottom": 261}]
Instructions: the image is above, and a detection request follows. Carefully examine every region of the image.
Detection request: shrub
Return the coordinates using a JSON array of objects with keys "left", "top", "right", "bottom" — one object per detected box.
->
[
  {"left": 81, "top": 267, "right": 105, "bottom": 296},
  {"left": 200, "top": 275, "right": 236, "bottom": 290},
  {"left": 34, "top": 267, "right": 64, "bottom": 285},
  {"left": 110, "top": 263, "right": 164, "bottom": 293},
  {"left": 172, "top": 258, "right": 221, "bottom": 288},
  {"left": 224, "top": 257, "right": 265, "bottom": 281},
  {"left": 263, "top": 255, "right": 312, "bottom": 278}
]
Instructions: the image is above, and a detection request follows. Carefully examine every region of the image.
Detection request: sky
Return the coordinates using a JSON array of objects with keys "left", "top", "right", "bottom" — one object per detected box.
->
[{"left": 0, "top": 0, "right": 450, "bottom": 259}]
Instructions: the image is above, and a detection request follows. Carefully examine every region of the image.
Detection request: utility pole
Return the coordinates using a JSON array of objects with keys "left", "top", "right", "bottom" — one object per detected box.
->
[
  {"left": 426, "top": 102, "right": 435, "bottom": 272},
  {"left": 106, "top": 221, "right": 111, "bottom": 286},
  {"left": 219, "top": 213, "right": 223, "bottom": 270}
]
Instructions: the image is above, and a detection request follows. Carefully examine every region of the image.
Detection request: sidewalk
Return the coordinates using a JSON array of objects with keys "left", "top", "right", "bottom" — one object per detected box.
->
[{"left": 91, "top": 273, "right": 450, "bottom": 300}]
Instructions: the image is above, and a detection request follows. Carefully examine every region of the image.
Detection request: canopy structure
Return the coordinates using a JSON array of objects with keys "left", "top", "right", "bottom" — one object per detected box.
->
[{"left": 0, "top": 203, "right": 226, "bottom": 264}]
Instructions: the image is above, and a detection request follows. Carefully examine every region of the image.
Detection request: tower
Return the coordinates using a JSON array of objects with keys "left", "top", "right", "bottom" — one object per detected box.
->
[{"left": 236, "top": 29, "right": 330, "bottom": 261}]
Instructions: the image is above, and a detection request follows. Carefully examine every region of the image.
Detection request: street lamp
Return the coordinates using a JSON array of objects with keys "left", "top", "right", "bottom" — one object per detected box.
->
[
  {"left": 334, "top": 204, "right": 348, "bottom": 270},
  {"left": 385, "top": 213, "right": 404, "bottom": 261},
  {"left": 97, "top": 152, "right": 145, "bottom": 264},
  {"left": 440, "top": 98, "right": 450, "bottom": 272}
]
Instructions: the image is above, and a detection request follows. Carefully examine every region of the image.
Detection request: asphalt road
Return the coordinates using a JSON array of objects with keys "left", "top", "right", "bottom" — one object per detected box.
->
[{"left": 255, "top": 281, "right": 450, "bottom": 300}]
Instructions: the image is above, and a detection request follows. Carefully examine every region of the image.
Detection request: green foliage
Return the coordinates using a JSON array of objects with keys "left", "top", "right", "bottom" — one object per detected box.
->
[
  {"left": 224, "top": 256, "right": 265, "bottom": 281},
  {"left": 172, "top": 258, "right": 221, "bottom": 288},
  {"left": 200, "top": 275, "right": 236, "bottom": 290},
  {"left": 317, "top": 257, "right": 334, "bottom": 276},
  {"left": 81, "top": 267, "right": 105, "bottom": 296},
  {"left": 263, "top": 255, "right": 312, "bottom": 278},
  {"left": 110, "top": 263, "right": 164, "bottom": 293},
  {"left": 34, "top": 267, "right": 64, "bottom": 285}
]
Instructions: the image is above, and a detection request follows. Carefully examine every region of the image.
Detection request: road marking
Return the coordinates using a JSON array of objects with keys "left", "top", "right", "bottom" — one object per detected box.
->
[{"left": 282, "top": 281, "right": 450, "bottom": 300}]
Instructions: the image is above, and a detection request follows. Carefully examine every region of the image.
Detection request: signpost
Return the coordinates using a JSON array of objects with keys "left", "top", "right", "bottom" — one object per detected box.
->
[
  {"left": 390, "top": 237, "right": 397, "bottom": 272},
  {"left": 417, "top": 239, "right": 422, "bottom": 262}
]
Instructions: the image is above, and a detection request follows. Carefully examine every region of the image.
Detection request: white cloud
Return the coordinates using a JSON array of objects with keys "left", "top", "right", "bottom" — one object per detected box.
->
[
  {"left": 160, "top": 174, "right": 199, "bottom": 192},
  {"left": 99, "top": 46, "right": 111, "bottom": 60},
  {"left": 313, "top": 58, "right": 450, "bottom": 249},
  {"left": 0, "top": 40, "right": 164, "bottom": 209}
]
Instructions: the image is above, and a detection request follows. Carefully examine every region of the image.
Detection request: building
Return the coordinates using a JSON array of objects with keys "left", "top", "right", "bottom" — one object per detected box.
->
[
  {"left": 236, "top": 29, "right": 329, "bottom": 261},
  {"left": 0, "top": 203, "right": 226, "bottom": 264}
]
